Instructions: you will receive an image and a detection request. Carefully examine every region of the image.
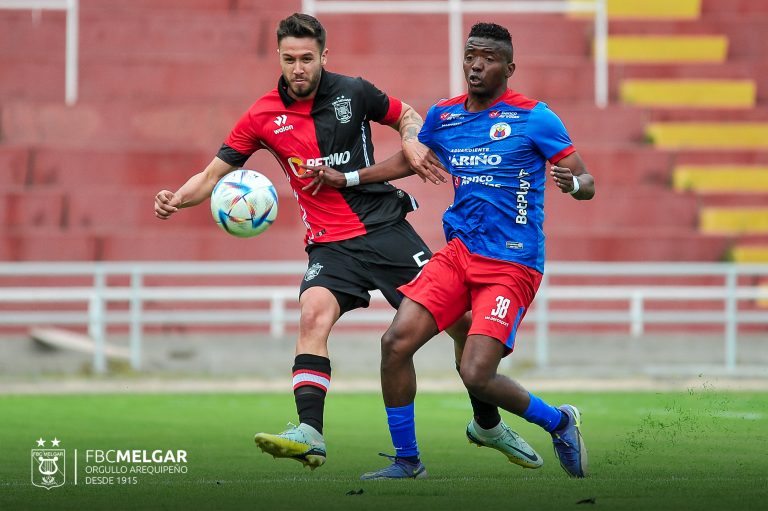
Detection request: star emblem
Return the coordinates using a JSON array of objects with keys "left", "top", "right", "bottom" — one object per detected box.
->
[
  {"left": 51, "top": 438, "right": 61, "bottom": 447},
  {"left": 36, "top": 438, "right": 45, "bottom": 447}
]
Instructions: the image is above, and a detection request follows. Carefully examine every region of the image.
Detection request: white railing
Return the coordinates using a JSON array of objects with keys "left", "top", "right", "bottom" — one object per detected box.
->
[
  {"left": 303, "top": 0, "right": 608, "bottom": 108},
  {"left": 0, "top": 0, "right": 79, "bottom": 104},
  {"left": 1, "top": 262, "right": 768, "bottom": 374}
]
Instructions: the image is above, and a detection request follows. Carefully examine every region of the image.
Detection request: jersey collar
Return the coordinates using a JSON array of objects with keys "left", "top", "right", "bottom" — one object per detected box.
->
[{"left": 277, "top": 69, "right": 331, "bottom": 107}]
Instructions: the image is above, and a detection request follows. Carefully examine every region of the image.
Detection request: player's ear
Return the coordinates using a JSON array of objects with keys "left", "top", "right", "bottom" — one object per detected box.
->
[
  {"left": 506, "top": 62, "right": 516, "bottom": 79},
  {"left": 320, "top": 47, "right": 328, "bottom": 66}
]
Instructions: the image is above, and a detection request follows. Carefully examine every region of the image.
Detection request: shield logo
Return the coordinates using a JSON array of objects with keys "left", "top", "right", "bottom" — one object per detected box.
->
[
  {"left": 304, "top": 263, "right": 323, "bottom": 281},
  {"left": 31, "top": 448, "right": 65, "bottom": 489},
  {"left": 489, "top": 122, "right": 511, "bottom": 141},
  {"left": 332, "top": 97, "right": 352, "bottom": 123}
]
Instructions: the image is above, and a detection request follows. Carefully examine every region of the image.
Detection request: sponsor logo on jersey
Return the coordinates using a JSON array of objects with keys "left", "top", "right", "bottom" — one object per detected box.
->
[
  {"left": 286, "top": 157, "right": 309, "bottom": 178},
  {"left": 450, "top": 153, "right": 502, "bottom": 167},
  {"left": 440, "top": 112, "right": 463, "bottom": 121},
  {"left": 490, "top": 122, "right": 511, "bottom": 140},
  {"left": 273, "top": 114, "right": 295, "bottom": 134},
  {"left": 332, "top": 96, "right": 352, "bottom": 123},
  {"left": 286, "top": 152, "right": 351, "bottom": 179},
  {"left": 306, "top": 151, "right": 351, "bottom": 168},
  {"left": 457, "top": 175, "right": 501, "bottom": 188},
  {"left": 489, "top": 111, "right": 519, "bottom": 119},
  {"left": 516, "top": 169, "right": 531, "bottom": 224}
]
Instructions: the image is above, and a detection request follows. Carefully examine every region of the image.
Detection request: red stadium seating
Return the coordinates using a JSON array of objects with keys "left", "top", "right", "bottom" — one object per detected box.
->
[{"left": 1, "top": 0, "right": 766, "bottom": 262}]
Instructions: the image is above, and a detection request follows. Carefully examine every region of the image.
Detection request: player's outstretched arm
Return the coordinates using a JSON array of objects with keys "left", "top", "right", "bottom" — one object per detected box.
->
[
  {"left": 390, "top": 102, "right": 447, "bottom": 184},
  {"left": 154, "top": 157, "right": 237, "bottom": 219},
  {"left": 301, "top": 151, "right": 414, "bottom": 196},
  {"left": 550, "top": 152, "right": 595, "bottom": 200}
]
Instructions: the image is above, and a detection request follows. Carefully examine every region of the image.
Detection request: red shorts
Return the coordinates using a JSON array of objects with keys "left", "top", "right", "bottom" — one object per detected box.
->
[{"left": 398, "top": 238, "right": 542, "bottom": 350}]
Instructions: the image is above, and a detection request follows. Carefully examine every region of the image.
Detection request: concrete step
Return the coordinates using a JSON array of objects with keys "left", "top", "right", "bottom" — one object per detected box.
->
[
  {"left": 608, "top": 18, "right": 768, "bottom": 58},
  {"left": 547, "top": 229, "right": 730, "bottom": 261},
  {"left": 646, "top": 122, "right": 768, "bottom": 149},
  {"left": 577, "top": 0, "right": 702, "bottom": 20},
  {"left": 0, "top": 146, "right": 31, "bottom": 187},
  {"left": 607, "top": 35, "right": 728, "bottom": 63},
  {"left": 730, "top": 244, "right": 768, "bottom": 263},
  {"left": 700, "top": 207, "right": 768, "bottom": 234},
  {"left": 673, "top": 165, "right": 768, "bottom": 193},
  {"left": 620, "top": 79, "right": 756, "bottom": 109},
  {"left": 701, "top": 0, "right": 768, "bottom": 15}
]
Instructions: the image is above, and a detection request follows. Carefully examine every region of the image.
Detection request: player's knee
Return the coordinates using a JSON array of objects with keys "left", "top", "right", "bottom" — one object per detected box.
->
[
  {"left": 381, "top": 326, "right": 413, "bottom": 364},
  {"left": 299, "top": 302, "right": 335, "bottom": 333},
  {"left": 459, "top": 363, "right": 491, "bottom": 398}
]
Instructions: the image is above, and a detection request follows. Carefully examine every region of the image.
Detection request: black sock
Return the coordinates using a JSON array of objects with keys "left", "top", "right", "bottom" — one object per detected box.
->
[
  {"left": 456, "top": 363, "right": 501, "bottom": 429},
  {"left": 555, "top": 410, "right": 569, "bottom": 431},
  {"left": 292, "top": 354, "right": 331, "bottom": 435}
]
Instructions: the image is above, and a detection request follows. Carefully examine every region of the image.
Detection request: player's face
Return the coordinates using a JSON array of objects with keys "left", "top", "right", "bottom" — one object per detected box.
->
[
  {"left": 463, "top": 37, "right": 514, "bottom": 100},
  {"left": 278, "top": 37, "right": 328, "bottom": 100}
]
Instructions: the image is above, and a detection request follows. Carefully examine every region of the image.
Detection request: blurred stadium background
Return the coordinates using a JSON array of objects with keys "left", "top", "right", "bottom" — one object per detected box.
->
[{"left": 1, "top": 0, "right": 767, "bottom": 383}]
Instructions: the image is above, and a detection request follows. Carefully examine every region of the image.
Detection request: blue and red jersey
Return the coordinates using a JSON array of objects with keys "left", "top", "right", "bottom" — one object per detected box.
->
[{"left": 418, "top": 89, "right": 575, "bottom": 273}]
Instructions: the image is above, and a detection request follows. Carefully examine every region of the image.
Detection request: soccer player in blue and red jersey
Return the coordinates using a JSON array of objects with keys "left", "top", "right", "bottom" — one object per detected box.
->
[
  {"left": 153, "top": 14, "right": 536, "bottom": 474},
  {"left": 305, "top": 22, "right": 595, "bottom": 479}
]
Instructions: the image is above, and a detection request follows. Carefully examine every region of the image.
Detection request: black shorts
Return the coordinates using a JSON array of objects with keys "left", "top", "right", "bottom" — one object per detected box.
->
[{"left": 299, "top": 219, "right": 433, "bottom": 315}]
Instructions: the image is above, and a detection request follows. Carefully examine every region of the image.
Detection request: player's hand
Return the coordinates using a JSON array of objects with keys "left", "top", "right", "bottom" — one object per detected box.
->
[
  {"left": 154, "top": 190, "right": 181, "bottom": 219},
  {"left": 402, "top": 140, "right": 447, "bottom": 184},
  {"left": 550, "top": 165, "right": 577, "bottom": 194},
  {"left": 300, "top": 164, "right": 346, "bottom": 196}
]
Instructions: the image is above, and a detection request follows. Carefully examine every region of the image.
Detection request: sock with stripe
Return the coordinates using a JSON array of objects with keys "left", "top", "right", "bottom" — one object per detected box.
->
[
  {"left": 521, "top": 392, "right": 568, "bottom": 433},
  {"left": 385, "top": 402, "right": 420, "bottom": 463},
  {"left": 292, "top": 354, "right": 331, "bottom": 435}
]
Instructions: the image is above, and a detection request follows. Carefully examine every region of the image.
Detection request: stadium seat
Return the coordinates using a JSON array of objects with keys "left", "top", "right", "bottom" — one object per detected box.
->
[
  {"left": 1, "top": 0, "right": 767, "bottom": 264},
  {"left": 673, "top": 165, "right": 768, "bottom": 193}
]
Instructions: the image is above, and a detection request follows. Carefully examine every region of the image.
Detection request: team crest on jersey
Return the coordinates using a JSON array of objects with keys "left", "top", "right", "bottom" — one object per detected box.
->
[
  {"left": 332, "top": 96, "right": 352, "bottom": 123},
  {"left": 489, "top": 122, "right": 511, "bottom": 141},
  {"left": 304, "top": 263, "right": 323, "bottom": 281}
]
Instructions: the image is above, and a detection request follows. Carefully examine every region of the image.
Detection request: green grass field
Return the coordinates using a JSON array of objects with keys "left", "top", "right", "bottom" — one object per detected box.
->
[{"left": 1, "top": 386, "right": 766, "bottom": 510}]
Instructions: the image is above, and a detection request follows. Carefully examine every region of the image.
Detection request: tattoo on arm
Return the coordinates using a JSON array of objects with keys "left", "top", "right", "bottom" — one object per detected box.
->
[{"left": 400, "top": 110, "right": 423, "bottom": 142}]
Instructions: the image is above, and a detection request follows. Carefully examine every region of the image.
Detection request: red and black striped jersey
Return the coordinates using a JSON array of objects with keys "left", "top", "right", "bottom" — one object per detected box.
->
[{"left": 217, "top": 70, "right": 415, "bottom": 245}]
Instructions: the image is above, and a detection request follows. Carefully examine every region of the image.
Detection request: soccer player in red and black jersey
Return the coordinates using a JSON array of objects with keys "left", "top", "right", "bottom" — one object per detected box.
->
[{"left": 153, "top": 13, "right": 521, "bottom": 473}]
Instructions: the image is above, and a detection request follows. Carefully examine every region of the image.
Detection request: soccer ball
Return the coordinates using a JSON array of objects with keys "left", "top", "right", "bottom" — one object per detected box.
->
[{"left": 210, "top": 169, "right": 278, "bottom": 238}]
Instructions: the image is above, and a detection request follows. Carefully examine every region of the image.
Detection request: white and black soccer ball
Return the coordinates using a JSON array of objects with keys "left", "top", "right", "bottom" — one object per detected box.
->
[{"left": 210, "top": 170, "right": 278, "bottom": 238}]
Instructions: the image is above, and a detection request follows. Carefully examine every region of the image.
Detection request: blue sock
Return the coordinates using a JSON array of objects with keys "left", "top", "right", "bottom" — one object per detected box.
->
[
  {"left": 522, "top": 392, "right": 566, "bottom": 433},
  {"left": 385, "top": 403, "right": 419, "bottom": 459}
]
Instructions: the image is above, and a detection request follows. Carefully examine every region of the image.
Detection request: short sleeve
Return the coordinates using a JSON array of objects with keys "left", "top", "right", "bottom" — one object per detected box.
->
[
  {"left": 526, "top": 104, "right": 575, "bottom": 164},
  {"left": 417, "top": 105, "right": 438, "bottom": 147},
  {"left": 219, "top": 107, "right": 261, "bottom": 166},
  {"left": 360, "top": 78, "right": 402, "bottom": 125}
]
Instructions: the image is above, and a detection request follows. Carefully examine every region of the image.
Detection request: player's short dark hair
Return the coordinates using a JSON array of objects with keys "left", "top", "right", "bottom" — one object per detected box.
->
[
  {"left": 277, "top": 13, "right": 326, "bottom": 51},
  {"left": 468, "top": 22, "right": 513, "bottom": 62}
]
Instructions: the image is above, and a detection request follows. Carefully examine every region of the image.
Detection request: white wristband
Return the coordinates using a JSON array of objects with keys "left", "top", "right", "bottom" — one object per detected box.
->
[
  {"left": 344, "top": 170, "right": 360, "bottom": 187},
  {"left": 569, "top": 175, "right": 580, "bottom": 195}
]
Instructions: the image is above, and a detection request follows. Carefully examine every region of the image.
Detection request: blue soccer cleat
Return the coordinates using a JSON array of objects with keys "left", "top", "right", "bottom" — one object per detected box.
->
[
  {"left": 360, "top": 453, "right": 428, "bottom": 480},
  {"left": 254, "top": 423, "right": 326, "bottom": 470},
  {"left": 551, "top": 404, "right": 588, "bottom": 478},
  {"left": 466, "top": 419, "right": 543, "bottom": 469}
]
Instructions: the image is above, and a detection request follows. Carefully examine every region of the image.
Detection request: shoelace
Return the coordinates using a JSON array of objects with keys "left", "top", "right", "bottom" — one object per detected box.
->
[
  {"left": 278, "top": 422, "right": 299, "bottom": 435},
  {"left": 377, "top": 452, "right": 419, "bottom": 467},
  {"left": 552, "top": 434, "right": 578, "bottom": 463}
]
